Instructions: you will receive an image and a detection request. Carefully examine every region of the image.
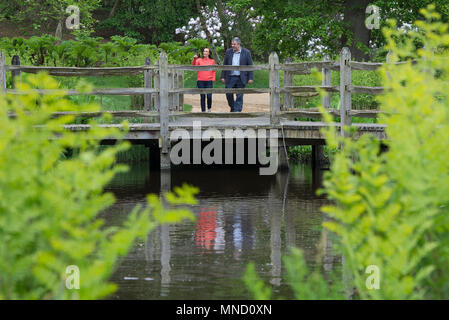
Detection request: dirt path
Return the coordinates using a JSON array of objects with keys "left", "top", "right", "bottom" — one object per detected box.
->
[{"left": 183, "top": 93, "right": 270, "bottom": 113}]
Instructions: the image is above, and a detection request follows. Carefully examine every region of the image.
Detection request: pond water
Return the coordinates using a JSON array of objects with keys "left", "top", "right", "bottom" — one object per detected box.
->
[{"left": 103, "top": 163, "right": 337, "bottom": 300}]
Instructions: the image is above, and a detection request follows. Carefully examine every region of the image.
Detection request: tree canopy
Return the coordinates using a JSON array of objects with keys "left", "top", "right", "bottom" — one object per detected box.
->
[
  {"left": 1, "top": 0, "right": 449, "bottom": 61},
  {"left": 98, "top": 0, "right": 197, "bottom": 43},
  {"left": 0, "top": 0, "right": 101, "bottom": 34},
  {"left": 245, "top": 0, "right": 449, "bottom": 60}
]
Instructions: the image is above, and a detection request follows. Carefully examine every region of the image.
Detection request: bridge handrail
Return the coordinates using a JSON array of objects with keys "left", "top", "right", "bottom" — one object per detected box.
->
[{"left": 0, "top": 47, "right": 400, "bottom": 141}]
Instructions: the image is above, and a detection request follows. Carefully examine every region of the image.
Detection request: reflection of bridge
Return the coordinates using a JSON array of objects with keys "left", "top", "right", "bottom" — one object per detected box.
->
[
  {"left": 105, "top": 166, "right": 338, "bottom": 298},
  {"left": 1, "top": 48, "right": 388, "bottom": 172}
]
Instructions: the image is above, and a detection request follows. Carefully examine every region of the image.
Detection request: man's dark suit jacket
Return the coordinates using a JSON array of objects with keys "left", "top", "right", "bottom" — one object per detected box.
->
[{"left": 220, "top": 47, "right": 254, "bottom": 85}]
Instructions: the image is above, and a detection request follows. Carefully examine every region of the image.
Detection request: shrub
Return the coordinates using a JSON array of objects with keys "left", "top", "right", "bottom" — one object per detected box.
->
[
  {"left": 245, "top": 5, "right": 449, "bottom": 300},
  {"left": 318, "top": 5, "right": 449, "bottom": 299},
  {"left": 0, "top": 73, "right": 197, "bottom": 299}
]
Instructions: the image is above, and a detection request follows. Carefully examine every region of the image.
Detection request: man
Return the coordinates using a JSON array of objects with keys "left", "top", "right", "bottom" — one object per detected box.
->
[{"left": 220, "top": 37, "right": 254, "bottom": 112}]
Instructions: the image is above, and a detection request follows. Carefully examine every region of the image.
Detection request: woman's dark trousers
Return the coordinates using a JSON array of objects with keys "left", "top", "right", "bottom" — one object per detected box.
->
[{"left": 197, "top": 80, "right": 213, "bottom": 112}]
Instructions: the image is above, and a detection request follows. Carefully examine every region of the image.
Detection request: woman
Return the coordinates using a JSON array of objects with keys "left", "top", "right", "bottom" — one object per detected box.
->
[{"left": 192, "top": 48, "right": 216, "bottom": 112}]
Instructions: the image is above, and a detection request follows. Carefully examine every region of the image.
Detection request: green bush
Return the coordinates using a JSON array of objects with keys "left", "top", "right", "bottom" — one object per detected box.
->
[
  {"left": 245, "top": 5, "right": 449, "bottom": 300},
  {"left": 27, "top": 35, "right": 58, "bottom": 66},
  {"left": 0, "top": 73, "right": 197, "bottom": 299}
]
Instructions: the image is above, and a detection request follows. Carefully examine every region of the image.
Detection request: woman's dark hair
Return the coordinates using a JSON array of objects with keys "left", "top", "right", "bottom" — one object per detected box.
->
[{"left": 201, "top": 47, "right": 211, "bottom": 58}]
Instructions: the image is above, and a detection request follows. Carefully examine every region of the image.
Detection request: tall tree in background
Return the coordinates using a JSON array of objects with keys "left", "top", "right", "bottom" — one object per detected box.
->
[
  {"left": 341, "top": 0, "right": 371, "bottom": 60},
  {"left": 0, "top": 0, "right": 101, "bottom": 36},
  {"left": 175, "top": 1, "right": 262, "bottom": 59},
  {"left": 195, "top": 0, "right": 221, "bottom": 63},
  {"left": 215, "top": 0, "right": 232, "bottom": 49},
  {"left": 99, "top": 0, "right": 196, "bottom": 43},
  {"left": 248, "top": 0, "right": 344, "bottom": 60},
  {"left": 109, "top": 0, "right": 121, "bottom": 18},
  {"left": 247, "top": 0, "right": 449, "bottom": 60}
]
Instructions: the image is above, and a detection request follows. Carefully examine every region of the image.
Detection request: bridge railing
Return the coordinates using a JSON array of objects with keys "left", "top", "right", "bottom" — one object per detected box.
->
[{"left": 1, "top": 47, "right": 395, "bottom": 138}]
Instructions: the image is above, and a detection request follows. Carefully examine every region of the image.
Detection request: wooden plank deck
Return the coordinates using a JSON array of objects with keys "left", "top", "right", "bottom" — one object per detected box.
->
[{"left": 64, "top": 117, "right": 386, "bottom": 143}]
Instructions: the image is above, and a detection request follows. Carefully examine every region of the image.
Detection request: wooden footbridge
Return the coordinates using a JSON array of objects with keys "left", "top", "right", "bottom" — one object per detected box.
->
[{"left": 1, "top": 47, "right": 388, "bottom": 172}]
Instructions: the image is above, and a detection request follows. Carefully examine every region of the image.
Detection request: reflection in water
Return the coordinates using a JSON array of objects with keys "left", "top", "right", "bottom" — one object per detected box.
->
[
  {"left": 105, "top": 163, "right": 335, "bottom": 300},
  {"left": 160, "top": 224, "right": 171, "bottom": 297},
  {"left": 195, "top": 207, "right": 217, "bottom": 251},
  {"left": 214, "top": 207, "right": 225, "bottom": 252},
  {"left": 270, "top": 199, "right": 282, "bottom": 287}
]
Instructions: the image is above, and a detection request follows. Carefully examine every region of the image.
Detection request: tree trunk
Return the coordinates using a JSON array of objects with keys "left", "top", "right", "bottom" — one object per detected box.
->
[
  {"left": 55, "top": 7, "right": 64, "bottom": 42},
  {"left": 216, "top": 0, "right": 231, "bottom": 50},
  {"left": 109, "top": 0, "right": 121, "bottom": 18},
  {"left": 55, "top": 20, "right": 63, "bottom": 40},
  {"left": 341, "top": 0, "right": 371, "bottom": 61},
  {"left": 195, "top": 0, "right": 221, "bottom": 64}
]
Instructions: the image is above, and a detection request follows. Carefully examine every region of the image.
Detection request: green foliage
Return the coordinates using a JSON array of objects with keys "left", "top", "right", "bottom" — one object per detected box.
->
[
  {"left": 1, "top": 0, "right": 101, "bottom": 34},
  {"left": 351, "top": 70, "right": 382, "bottom": 110},
  {"left": 159, "top": 41, "right": 192, "bottom": 64},
  {"left": 98, "top": 0, "right": 197, "bottom": 44},
  {"left": 0, "top": 73, "right": 197, "bottom": 299},
  {"left": 247, "top": 0, "right": 449, "bottom": 59},
  {"left": 0, "top": 34, "right": 192, "bottom": 68},
  {"left": 369, "top": 0, "right": 449, "bottom": 51},
  {"left": 283, "top": 248, "right": 344, "bottom": 300},
  {"left": 68, "top": 36, "right": 103, "bottom": 67},
  {"left": 248, "top": 0, "right": 344, "bottom": 59},
  {"left": 110, "top": 35, "right": 137, "bottom": 52},
  {"left": 245, "top": 5, "right": 449, "bottom": 300},
  {"left": 26, "top": 35, "right": 58, "bottom": 66},
  {"left": 288, "top": 145, "right": 337, "bottom": 164},
  {"left": 243, "top": 262, "right": 271, "bottom": 300},
  {"left": 319, "top": 6, "right": 449, "bottom": 299},
  {"left": 244, "top": 247, "right": 344, "bottom": 300},
  {"left": 187, "top": 38, "right": 212, "bottom": 54}
]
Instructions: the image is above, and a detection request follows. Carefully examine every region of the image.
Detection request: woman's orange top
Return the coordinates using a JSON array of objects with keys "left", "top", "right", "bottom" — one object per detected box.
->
[{"left": 192, "top": 57, "right": 216, "bottom": 81}]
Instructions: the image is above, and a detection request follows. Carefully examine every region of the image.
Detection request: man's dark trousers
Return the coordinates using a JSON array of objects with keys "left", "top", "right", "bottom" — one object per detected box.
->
[{"left": 226, "top": 76, "right": 245, "bottom": 112}]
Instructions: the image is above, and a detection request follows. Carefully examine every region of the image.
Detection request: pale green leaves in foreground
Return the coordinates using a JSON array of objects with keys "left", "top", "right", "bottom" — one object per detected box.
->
[
  {"left": 319, "top": 5, "right": 449, "bottom": 299},
  {"left": 0, "top": 73, "right": 197, "bottom": 299},
  {"left": 245, "top": 5, "right": 449, "bottom": 300}
]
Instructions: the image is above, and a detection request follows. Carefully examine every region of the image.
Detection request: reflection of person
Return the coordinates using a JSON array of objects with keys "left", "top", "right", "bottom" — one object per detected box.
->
[
  {"left": 194, "top": 208, "right": 217, "bottom": 251},
  {"left": 220, "top": 37, "right": 254, "bottom": 112},
  {"left": 192, "top": 48, "right": 216, "bottom": 112}
]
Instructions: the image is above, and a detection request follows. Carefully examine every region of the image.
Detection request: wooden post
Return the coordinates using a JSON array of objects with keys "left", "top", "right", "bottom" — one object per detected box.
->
[
  {"left": 283, "top": 57, "right": 294, "bottom": 110},
  {"left": 173, "top": 70, "right": 180, "bottom": 111},
  {"left": 149, "top": 143, "right": 161, "bottom": 170},
  {"left": 278, "top": 142, "right": 290, "bottom": 171},
  {"left": 11, "top": 55, "right": 21, "bottom": 89},
  {"left": 269, "top": 190, "right": 282, "bottom": 286},
  {"left": 154, "top": 64, "right": 160, "bottom": 111},
  {"left": 386, "top": 50, "right": 392, "bottom": 81},
  {"left": 160, "top": 169, "right": 171, "bottom": 294},
  {"left": 167, "top": 71, "right": 174, "bottom": 110},
  {"left": 339, "top": 47, "right": 352, "bottom": 137},
  {"left": 312, "top": 144, "right": 324, "bottom": 170},
  {"left": 269, "top": 52, "right": 280, "bottom": 124},
  {"left": 386, "top": 50, "right": 392, "bottom": 63},
  {"left": 322, "top": 54, "right": 331, "bottom": 109},
  {"left": 312, "top": 54, "right": 331, "bottom": 168},
  {"left": 0, "top": 52, "right": 6, "bottom": 93},
  {"left": 159, "top": 51, "right": 170, "bottom": 170},
  {"left": 179, "top": 70, "right": 184, "bottom": 111},
  {"left": 144, "top": 57, "right": 152, "bottom": 112}
]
